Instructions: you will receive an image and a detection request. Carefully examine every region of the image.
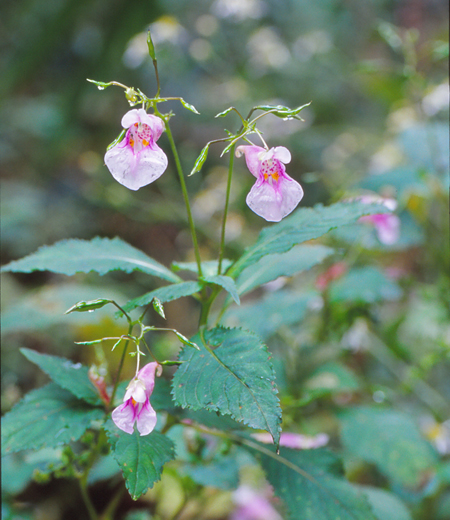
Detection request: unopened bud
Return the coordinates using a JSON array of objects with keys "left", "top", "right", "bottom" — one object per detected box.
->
[
  {"left": 147, "top": 30, "right": 157, "bottom": 60},
  {"left": 125, "top": 87, "right": 139, "bottom": 104}
]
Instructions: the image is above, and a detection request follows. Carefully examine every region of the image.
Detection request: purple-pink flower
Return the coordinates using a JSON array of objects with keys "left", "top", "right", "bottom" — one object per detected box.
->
[
  {"left": 104, "top": 109, "right": 168, "bottom": 191},
  {"left": 111, "top": 362, "right": 160, "bottom": 436},
  {"left": 236, "top": 145, "right": 304, "bottom": 222},
  {"left": 231, "top": 485, "right": 282, "bottom": 520},
  {"left": 358, "top": 196, "right": 400, "bottom": 245},
  {"left": 251, "top": 431, "right": 329, "bottom": 449}
]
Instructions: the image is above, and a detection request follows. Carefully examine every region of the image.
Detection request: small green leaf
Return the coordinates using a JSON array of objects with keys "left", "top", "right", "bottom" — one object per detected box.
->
[
  {"left": 20, "top": 348, "right": 102, "bottom": 406},
  {"left": 104, "top": 422, "right": 175, "bottom": 500},
  {"left": 1, "top": 237, "right": 181, "bottom": 283},
  {"left": 180, "top": 98, "right": 200, "bottom": 115},
  {"left": 339, "top": 407, "right": 438, "bottom": 486},
  {"left": 2, "top": 384, "right": 104, "bottom": 455},
  {"left": 203, "top": 274, "right": 240, "bottom": 304},
  {"left": 107, "top": 129, "right": 126, "bottom": 150},
  {"left": 174, "top": 331, "right": 200, "bottom": 350},
  {"left": 147, "top": 30, "right": 157, "bottom": 60},
  {"left": 65, "top": 298, "right": 113, "bottom": 314},
  {"left": 248, "top": 442, "right": 377, "bottom": 520},
  {"left": 172, "top": 327, "right": 281, "bottom": 444},
  {"left": 152, "top": 297, "right": 166, "bottom": 319},
  {"left": 215, "top": 107, "right": 235, "bottom": 118},
  {"left": 189, "top": 143, "right": 210, "bottom": 176},
  {"left": 87, "top": 78, "right": 112, "bottom": 90},
  {"left": 122, "top": 281, "right": 202, "bottom": 313}
]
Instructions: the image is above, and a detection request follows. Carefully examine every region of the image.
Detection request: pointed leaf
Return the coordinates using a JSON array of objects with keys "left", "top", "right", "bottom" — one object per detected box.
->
[
  {"left": 104, "top": 421, "right": 175, "bottom": 500},
  {"left": 174, "top": 332, "right": 200, "bottom": 350},
  {"left": 2, "top": 384, "right": 104, "bottom": 455},
  {"left": 246, "top": 441, "right": 377, "bottom": 520},
  {"left": 172, "top": 326, "right": 281, "bottom": 444},
  {"left": 152, "top": 297, "right": 166, "bottom": 319},
  {"left": 189, "top": 143, "right": 210, "bottom": 176},
  {"left": 65, "top": 298, "right": 113, "bottom": 314},
  {"left": 228, "top": 201, "right": 390, "bottom": 278},
  {"left": 107, "top": 128, "right": 126, "bottom": 150},
  {"left": 236, "top": 245, "right": 333, "bottom": 295},
  {"left": 215, "top": 107, "right": 235, "bottom": 118},
  {"left": 172, "top": 259, "right": 233, "bottom": 276},
  {"left": 203, "top": 274, "right": 240, "bottom": 304},
  {"left": 122, "top": 281, "right": 202, "bottom": 313},
  {"left": 20, "top": 348, "right": 102, "bottom": 406},
  {"left": 1, "top": 237, "right": 181, "bottom": 282},
  {"left": 180, "top": 98, "right": 200, "bottom": 115}
]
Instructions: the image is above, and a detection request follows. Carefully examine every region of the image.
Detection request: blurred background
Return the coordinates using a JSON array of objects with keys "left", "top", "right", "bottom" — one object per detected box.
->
[{"left": 1, "top": 0, "right": 449, "bottom": 519}]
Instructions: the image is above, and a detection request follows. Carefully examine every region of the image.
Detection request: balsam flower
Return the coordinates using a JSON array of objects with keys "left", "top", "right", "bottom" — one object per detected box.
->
[
  {"left": 251, "top": 431, "right": 329, "bottom": 449},
  {"left": 104, "top": 109, "right": 168, "bottom": 190},
  {"left": 111, "top": 362, "right": 160, "bottom": 436},
  {"left": 358, "top": 195, "right": 400, "bottom": 245},
  {"left": 236, "top": 145, "right": 304, "bottom": 222}
]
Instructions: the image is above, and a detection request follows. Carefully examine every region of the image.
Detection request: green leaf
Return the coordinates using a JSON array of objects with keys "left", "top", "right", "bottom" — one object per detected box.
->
[
  {"left": 329, "top": 266, "right": 402, "bottom": 303},
  {"left": 122, "top": 281, "right": 202, "bottom": 313},
  {"left": 171, "top": 259, "right": 233, "bottom": 276},
  {"left": 107, "top": 128, "right": 126, "bottom": 150},
  {"left": 248, "top": 442, "right": 377, "bottom": 520},
  {"left": 215, "top": 107, "right": 235, "bottom": 118},
  {"left": 224, "top": 290, "right": 319, "bottom": 340},
  {"left": 2, "top": 383, "right": 104, "bottom": 455},
  {"left": 180, "top": 98, "right": 200, "bottom": 115},
  {"left": 228, "top": 201, "right": 390, "bottom": 278},
  {"left": 152, "top": 297, "right": 166, "bottom": 319},
  {"left": 20, "top": 348, "right": 102, "bottom": 406},
  {"left": 184, "top": 454, "right": 240, "bottom": 490},
  {"left": 173, "top": 332, "right": 200, "bottom": 350},
  {"left": 358, "top": 486, "right": 413, "bottom": 520},
  {"left": 253, "top": 102, "right": 311, "bottom": 120},
  {"left": 104, "top": 422, "right": 175, "bottom": 500},
  {"left": 87, "top": 78, "right": 113, "bottom": 90},
  {"left": 203, "top": 274, "right": 240, "bottom": 304},
  {"left": 189, "top": 143, "right": 210, "bottom": 176},
  {"left": 172, "top": 326, "right": 281, "bottom": 444},
  {"left": 236, "top": 244, "right": 333, "bottom": 295},
  {"left": 147, "top": 30, "right": 157, "bottom": 60},
  {"left": 339, "top": 407, "right": 438, "bottom": 486},
  {"left": 1, "top": 237, "right": 181, "bottom": 282}
]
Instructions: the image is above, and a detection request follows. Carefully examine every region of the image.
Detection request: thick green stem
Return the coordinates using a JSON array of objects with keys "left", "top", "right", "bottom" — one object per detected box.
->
[
  {"left": 164, "top": 120, "right": 203, "bottom": 278},
  {"left": 218, "top": 144, "right": 236, "bottom": 275}
]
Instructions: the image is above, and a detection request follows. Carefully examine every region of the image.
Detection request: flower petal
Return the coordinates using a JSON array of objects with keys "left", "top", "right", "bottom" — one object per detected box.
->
[
  {"left": 136, "top": 362, "right": 159, "bottom": 398},
  {"left": 236, "top": 145, "right": 265, "bottom": 178},
  {"left": 271, "top": 146, "right": 291, "bottom": 164},
  {"left": 112, "top": 400, "right": 136, "bottom": 434},
  {"left": 246, "top": 175, "right": 303, "bottom": 222},
  {"left": 121, "top": 109, "right": 142, "bottom": 129},
  {"left": 135, "top": 400, "right": 158, "bottom": 436}
]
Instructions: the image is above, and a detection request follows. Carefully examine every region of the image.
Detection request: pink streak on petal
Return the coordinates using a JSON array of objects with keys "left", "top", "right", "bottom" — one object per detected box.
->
[
  {"left": 131, "top": 145, "right": 168, "bottom": 187},
  {"left": 236, "top": 145, "right": 266, "bottom": 178},
  {"left": 135, "top": 400, "right": 158, "bottom": 436},
  {"left": 136, "top": 362, "right": 159, "bottom": 397},
  {"left": 112, "top": 400, "right": 137, "bottom": 434}
]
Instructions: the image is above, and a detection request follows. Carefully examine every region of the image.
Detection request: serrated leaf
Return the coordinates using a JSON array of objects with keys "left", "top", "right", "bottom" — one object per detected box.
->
[
  {"left": 248, "top": 442, "right": 377, "bottom": 520},
  {"left": 189, "top": 143, "right": 210, "bottom": 176},
  {"left": 236, "top": 245, "right": 333, "bottom": 295},
  {"left": 1, "top": 237, "right": 181, "bottom": 282},
  {"left": 172, "top": 327, "right": 281, "bottom": 444},
  {"left": 20, "top": 348, "right": 102, "bottom": 406},
  {"left": 122, "top": 281, "right": 202, "bottom": 313},
  {"left": 180, "top": 98, "right": 200, "bottom": 114},
  {"left": 227, "top": 201, "right": 390, "bottom": 278},
  {"left": 104, "top": 421, "right": 175, "bottom": 500},
  {"left": 2, "top": 383, "right": 104, "bottom": 455},
  {"left": 203, "top": 274, "right": 240, "bottom": 304},
  {"left": 339, "top": 407, "right": 438, "bottom": 486}
]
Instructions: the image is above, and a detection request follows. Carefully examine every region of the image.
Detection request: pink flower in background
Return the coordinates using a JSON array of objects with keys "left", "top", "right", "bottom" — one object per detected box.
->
[
  {"left": 231, "top": 485, "right": 282, "bottom": 520},
  {"left": 111, "top": 362, "right": 160, "bottom": 436},
  {"left": 236, "top": 145, "right": 304, "bottom": 222},
  {"left": 358, "top": 196, "right": 400, "bottom": 245},
  {"left": 105, "top": 109, "right": 168, "bottom": 190},
  {"left": 251, "top": 431, "right": 330, "bottom": 449}
]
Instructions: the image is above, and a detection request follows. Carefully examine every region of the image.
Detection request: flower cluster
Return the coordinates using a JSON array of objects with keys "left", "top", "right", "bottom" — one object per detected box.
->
[{"left": 112, "top": 362, "right": 161, "bottom": 436}]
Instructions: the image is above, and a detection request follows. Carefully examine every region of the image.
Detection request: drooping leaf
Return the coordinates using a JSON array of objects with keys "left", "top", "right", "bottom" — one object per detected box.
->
[
  {"left": 227, "top": 201, "right": 390, "bottom": 278},
  {"left": 224, "top": 290, "right": 319, "bottom": 340},
  {"left": 104, "top": 421, "right": 175, "bottom": 500},
  {"left": 339, "top": 407, "right": 438, "bottom": 486},
  {"left": 2, "top": 384, "right": 104, "bottom": 455},
  {"left": 329, "top": 266, "right": 402, "bottom": 304},
  {"left": 20, "top": 348, "right": 102, "bottom": 406},
  {"left": 246, "top": 441, "right": 377, "bottom": 520},
  {"left": 203, "top": 274, "right": 240, "bottom": 304},
  {"left": 172, "top": 327, "right": 281, "bottom": 445},
  {"left": 189, "top": 143, "right": 210, "bottom": 176},
  {"left": 215, "top": 106, "right": 235, "bottom": 118},
  {"left": 180, "top": 98, "right": 200, "bottom": 115},
  {"left": 236, "top": 244, "right": 333, "bottom": 295},
  {"left": 122, "top": 281, "right": 202, "bottom": 313},
  {"left": 1, "top": 237, "right": 181, "bottom": 282}
]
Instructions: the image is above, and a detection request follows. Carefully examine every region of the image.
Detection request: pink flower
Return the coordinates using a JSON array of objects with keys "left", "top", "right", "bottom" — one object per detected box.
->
[
  {"left": 232, "top": 485, "right": 282, "bottom": 520},
  {"left": 358, "top": 196, "right": 400, "bottom": 245},
  {"left": 236, "top": 145, "right": 304, "bottom": 222},
  {"left": 104, "top": 109, "right": 168, "bottom": 190},
  {"left": 251, "top": 431, "right": 329, "bottom": 449},
  {"left": 111, "top": 362, "right": 160, "bottom": 436}
]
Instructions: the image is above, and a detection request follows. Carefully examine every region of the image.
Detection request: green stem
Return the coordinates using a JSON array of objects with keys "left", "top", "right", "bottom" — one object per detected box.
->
[
  {"left": 164, "top": 120, "right": 203, "bottom": 278},
  {"left": 218, "top": 144, "right": 236, "bottom": 275},
  {"left": 78, "top": 478, "right": 98, "bottom": 520},
  {"left": 108, "top": 323, "right": 133, "bottom": 411}
]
